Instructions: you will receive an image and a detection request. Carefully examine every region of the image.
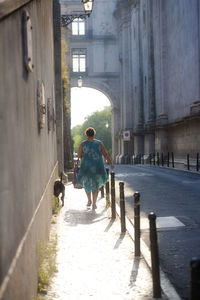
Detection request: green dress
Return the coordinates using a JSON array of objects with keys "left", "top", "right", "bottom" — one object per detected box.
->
[{"left": 77, "top": 139, "right": 108, "bottom": 192}]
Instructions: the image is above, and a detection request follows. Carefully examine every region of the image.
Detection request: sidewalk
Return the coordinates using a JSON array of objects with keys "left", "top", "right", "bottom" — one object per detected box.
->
[{"left": 43, "top": 184, "right": 167, "bottom": 300}]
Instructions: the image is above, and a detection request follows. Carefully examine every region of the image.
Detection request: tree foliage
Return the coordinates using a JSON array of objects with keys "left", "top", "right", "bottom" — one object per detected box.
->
[
  {"left": 71, "top": 108, "right": 112, "bottom": 154},
  {"left": 61, "top": 33, "right": 73, "bottom": 170}
]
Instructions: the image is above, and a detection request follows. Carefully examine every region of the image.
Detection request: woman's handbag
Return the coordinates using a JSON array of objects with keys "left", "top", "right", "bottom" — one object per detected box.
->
[{"left": 73, "top": 164, "right": 82, "bottom": 189}]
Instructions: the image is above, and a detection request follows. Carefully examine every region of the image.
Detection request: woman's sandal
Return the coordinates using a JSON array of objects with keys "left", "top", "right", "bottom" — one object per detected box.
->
[
  {"left": 87, "top": 200, "right": 92, "bottom": 207},
  {"left": 92, "top": 204, "right": 97, "bottom": 210}
]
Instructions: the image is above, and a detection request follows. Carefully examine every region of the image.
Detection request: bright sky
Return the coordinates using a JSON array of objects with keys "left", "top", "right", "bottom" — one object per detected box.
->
[{"left": 71, "top": 87, "right": 111, "bottom": 128}]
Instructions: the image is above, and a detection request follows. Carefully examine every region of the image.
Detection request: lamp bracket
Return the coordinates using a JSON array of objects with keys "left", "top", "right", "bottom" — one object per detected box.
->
[{"left": 62, "top": 13, "right": 90, "bottom": 27}]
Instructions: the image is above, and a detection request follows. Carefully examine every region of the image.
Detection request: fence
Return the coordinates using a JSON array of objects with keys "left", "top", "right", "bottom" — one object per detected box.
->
[{"left": 116, "top": 153, "right": 200, "bottom": 172}]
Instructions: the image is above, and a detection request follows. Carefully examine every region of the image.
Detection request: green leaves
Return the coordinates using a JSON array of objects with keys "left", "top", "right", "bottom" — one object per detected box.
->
[{"left": 72, "top": 108, "right": 112, "bottom": 154}]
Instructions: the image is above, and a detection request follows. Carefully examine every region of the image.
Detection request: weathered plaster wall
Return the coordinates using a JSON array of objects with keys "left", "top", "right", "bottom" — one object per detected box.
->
[
  {"left": 117, "top": 0, "right": 200, "bottom": 158},
  {"left": 0, "top": 0, "right": 58, "bottom": 299},
  {"left": 160, "top": 0, "right": 199, "bottom": 123}
]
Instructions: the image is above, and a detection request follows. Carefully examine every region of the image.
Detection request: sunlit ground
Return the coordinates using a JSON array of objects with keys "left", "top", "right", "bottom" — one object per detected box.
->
[
  {"left": 71, "top": 87, "right": 111, "bottom": 128},
  {"left": 43, "top": 185, "right": 156, "bottom": 300}
]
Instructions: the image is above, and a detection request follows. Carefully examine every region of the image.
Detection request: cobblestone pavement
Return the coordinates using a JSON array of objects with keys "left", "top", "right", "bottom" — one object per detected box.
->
[{"left": 44, "top": 184, "right": 166, "bottom": 300}]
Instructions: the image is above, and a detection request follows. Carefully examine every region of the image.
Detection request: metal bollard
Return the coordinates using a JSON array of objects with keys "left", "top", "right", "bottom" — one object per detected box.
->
[
  {"left": 119, "top": 182, "right": 126, "bottom": 233},
  {"left": 142, "top": 155, "right": 145, "bottom": 164},
  {"left": 111, "top": 172, "right": 116, "bottom": 220},
  {"left": 100, "top": 186, "right": 104, "bottom": 198},
  {"left": 190, "top": 257, "right": 200, "bottom": 300},
  {"left": 172, "top": 152, "right": 174, "bottom": 168},
  {"left": 105, "top": 167, "right": 110, "bottom": 206},
  {"left": 134, "top": 192, "right": 140, "bottom": 256},
  {"left": 161, "top": 153, "right": 164, "bottom": 166},
  {"left": 167, "top": 152, "right": 170, "bottom": 167},
  {"left": 150, "top": 153, "right": 152, "bottom": 165},
  {"left": 148, "top": 212, "right": 161, "bottom": 298},
  {"left": 187, "top": 154, "right": 190, "bottom": 170},
  {"left": 157, "top": 152, "right": 160, "bottom": 166},
  {"left": 197, "top": 153, "right": 199, "bottom": 172}
]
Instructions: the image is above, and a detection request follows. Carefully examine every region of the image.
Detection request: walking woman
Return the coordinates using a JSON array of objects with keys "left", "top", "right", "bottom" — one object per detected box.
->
[{"left": 77, "top": 127, "right": 114, "bottom": 209}]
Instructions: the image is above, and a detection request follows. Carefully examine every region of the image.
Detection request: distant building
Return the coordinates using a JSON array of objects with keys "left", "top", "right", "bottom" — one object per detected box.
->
[{"left": 62, "top": 0, "right": 200, "bottom": 163}]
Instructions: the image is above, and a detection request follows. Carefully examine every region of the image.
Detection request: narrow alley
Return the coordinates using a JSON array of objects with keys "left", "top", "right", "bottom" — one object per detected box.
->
[{"left": 41, "top": 184, "right": 164, "bottom": 300}]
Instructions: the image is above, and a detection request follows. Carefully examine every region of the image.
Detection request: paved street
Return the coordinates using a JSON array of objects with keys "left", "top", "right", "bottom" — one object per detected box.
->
[{"left": 114, "top": 165, "right": 200, "bottom": 300}]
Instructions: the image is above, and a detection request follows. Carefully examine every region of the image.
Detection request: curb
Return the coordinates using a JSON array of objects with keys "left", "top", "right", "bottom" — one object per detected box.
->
[{"left": 115, "top": 203, "right": 182, "bottom": 300}]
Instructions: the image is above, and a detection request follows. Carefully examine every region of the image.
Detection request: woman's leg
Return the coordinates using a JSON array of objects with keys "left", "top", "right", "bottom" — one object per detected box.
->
[
  {"left": 92, "top": 189, "right": 98, "bottom": 208},
  {"left": 85, "top": 191, "right": 92, "bottom": 206}
]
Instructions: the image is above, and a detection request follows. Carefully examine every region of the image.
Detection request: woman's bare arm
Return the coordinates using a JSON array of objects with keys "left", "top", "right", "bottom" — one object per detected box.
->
[{"left": 101, "top": 142, "right": 114, "bottom": 169}]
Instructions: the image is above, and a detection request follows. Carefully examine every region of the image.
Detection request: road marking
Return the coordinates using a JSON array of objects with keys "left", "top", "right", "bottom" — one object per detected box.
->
[
  {"left": 116, "top": 172, "right": 153, "bottom": 177},
  {"left": 140, "top": 216, "right": 185, "bottom": 230},
  {"left": 115, "top": 204, "right": 182, "bottom": 300}
]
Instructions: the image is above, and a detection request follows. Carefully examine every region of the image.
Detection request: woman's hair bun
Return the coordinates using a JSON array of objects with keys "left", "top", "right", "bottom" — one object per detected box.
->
[{"left": 85, "top": 127, "right": 96, "bottom": 137}]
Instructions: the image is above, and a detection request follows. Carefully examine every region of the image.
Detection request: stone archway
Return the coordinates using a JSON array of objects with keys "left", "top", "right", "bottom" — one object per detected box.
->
[{"left": 70, "top": 77, "right": 120, "bottom": 160}]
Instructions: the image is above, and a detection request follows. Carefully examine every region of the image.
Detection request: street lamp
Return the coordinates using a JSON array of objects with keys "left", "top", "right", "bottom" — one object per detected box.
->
[
  {"left": 82, "top": 0, "right": 94, "bottom": 13},
  {"left": 62, "top": 0, "right": 94, "bottom": 27}
]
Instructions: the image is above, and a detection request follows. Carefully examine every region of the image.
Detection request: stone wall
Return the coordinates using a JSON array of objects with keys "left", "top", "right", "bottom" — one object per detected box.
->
[
  {"left": 116, "top": 0, "right": 200, "bottom": 159},
  {"left": 61, "top": 0, "right": 200, "bottom": 161},
  {"left": 0, "top": 1, "right": 58, "bottom": 299}
]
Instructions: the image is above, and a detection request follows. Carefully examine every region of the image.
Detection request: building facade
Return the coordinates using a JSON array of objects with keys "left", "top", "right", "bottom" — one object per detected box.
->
[
  {"left": 115, "top": 0, "right": 200, "bottom": 162},
  {"left": 62, "top": 0, "right": 200, "bottom": 162},
  {"left": 0, "top": 1, "right": 63, "bottom": 299},
  {"left": 61, "top": 0, "right": 121, "bottom": 159}
]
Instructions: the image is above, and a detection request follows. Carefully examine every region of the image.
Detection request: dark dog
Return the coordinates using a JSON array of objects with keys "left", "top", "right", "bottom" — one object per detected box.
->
[{"left": 54, "top": 174, "right": 65, "bottom": 207}]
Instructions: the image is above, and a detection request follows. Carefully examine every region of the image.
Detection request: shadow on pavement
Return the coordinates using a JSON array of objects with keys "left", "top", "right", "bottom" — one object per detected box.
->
[
  {"left": 129, "top": 256, "right": 140, "bottom": 288},
  {"left": 113, "top": 232, "right": 126, "bottom": 249},
  {"left": 64, "top": 209, "right": 107, "bottom": 226}
]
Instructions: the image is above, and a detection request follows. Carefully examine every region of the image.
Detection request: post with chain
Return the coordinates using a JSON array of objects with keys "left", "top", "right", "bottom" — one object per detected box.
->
[
  {"left": 190, "top": 257, "right": 200, "bottom": 300},
  {"left": 148, "top": 212, "right": 162, "bottom": 298},
  {"left": 105, "top": 167, "right": 110, "bottom": 207},
  {"left": 134, "top": 192, "right": 140, "bottom": 256},
  {"left": 119, "top": 182, "right": 126, "bottom": 233},
  {"left": 111, "top": 172, "right": 116, "bottom": 220}
]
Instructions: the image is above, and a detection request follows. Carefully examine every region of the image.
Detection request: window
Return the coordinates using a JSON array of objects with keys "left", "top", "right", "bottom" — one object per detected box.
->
[
  {"left": 72, "top": 49, "right": 86, "bottom": 72},
  {"left": 72, "top": 18, "right": 85, "bottom": 35}
]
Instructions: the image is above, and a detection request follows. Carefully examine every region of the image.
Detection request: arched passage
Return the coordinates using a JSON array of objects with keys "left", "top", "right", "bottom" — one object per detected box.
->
[
  {"left": 70, "top": 78, "right": 121, "bottom": 160},
  {"left": 71, "top": 87, "right": 112, "bottom": 156},
  {"left": 71, "top": 87, "right": 111, "bottom": 128}
]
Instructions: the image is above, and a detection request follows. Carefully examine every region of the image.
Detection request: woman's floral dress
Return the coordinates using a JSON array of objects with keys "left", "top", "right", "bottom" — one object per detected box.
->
[{"left": 77, "top": 139, "right": 108, "bottom": 192}]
